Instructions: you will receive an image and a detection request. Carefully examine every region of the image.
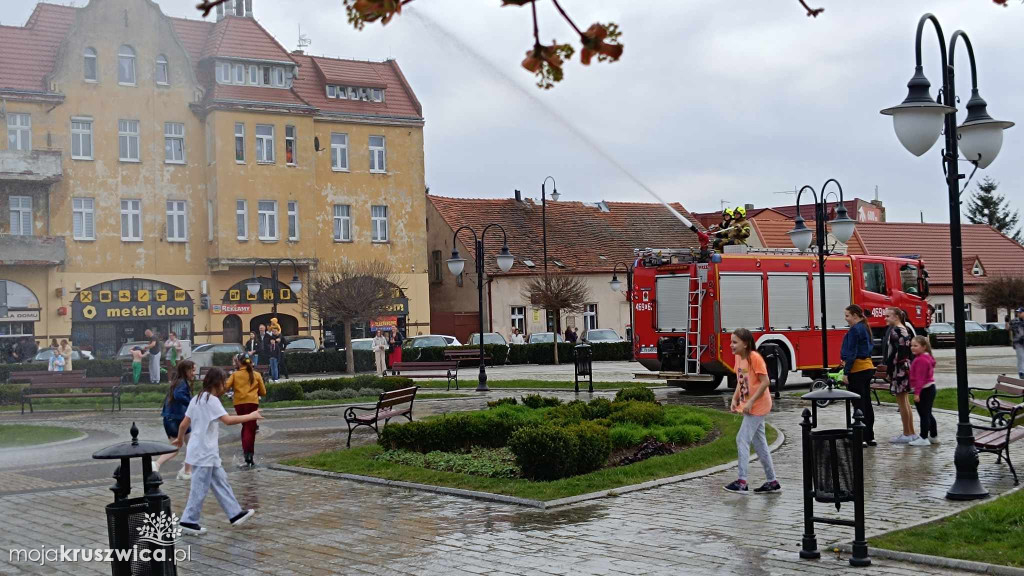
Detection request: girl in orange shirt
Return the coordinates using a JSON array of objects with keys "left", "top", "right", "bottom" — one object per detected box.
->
[{"left": 725, "top": 328, "right": 780, "bottom": 494}]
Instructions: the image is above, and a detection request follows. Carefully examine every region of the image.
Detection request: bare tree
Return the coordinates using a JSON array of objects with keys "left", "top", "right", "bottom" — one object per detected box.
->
[
  {"left": 307, "top": 260, "right": 404, "bottom": 374},
  {"left": 522, "top": 273, "right": 591, "bottom": 364},
  {"left": 978, "top": 277, "right": 1024, "bottom": 323}
]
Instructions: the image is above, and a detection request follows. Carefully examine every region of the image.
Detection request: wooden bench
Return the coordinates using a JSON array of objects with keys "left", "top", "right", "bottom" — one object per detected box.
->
[
  {"left": 21, "top": 377, "right": 123, "bottom": 414},
  {"left": 343, "top": 386, "right": 418, "bottom": 448},
  {"left": 971, "top": 402, "right": 1024, "bottom": 485},
  {"left": 443, "top": 349, "right": 492, "bottom": 366},
  {"left": 390, "top": 361, "right": 459, "bottom": 391},
  {"left": 970, "top": 375, "right": 1024, "bottom": 425},
  {"left": 8, "top": 370, "right": 86, "bottom": 382},
  {"left": 932, "top": 332, "right": 956, "bottom": 347},
  {"left": 870, "top": 365, "right": 890, "bottom": 406}
]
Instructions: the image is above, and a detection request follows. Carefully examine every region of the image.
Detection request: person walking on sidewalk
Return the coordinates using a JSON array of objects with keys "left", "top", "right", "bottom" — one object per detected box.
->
[
  {"left": 724, "top": 328, "right": 781, "bottom": 494},
  {"left": 373, "top": 330, "right": 389, "bottom": 376},
  {"left": 156, "top": 360, "right": 195, "bottom": 480},
  {"left": 884, "top": 307, "right": 918, "bottom": 444},
  {"left": 1011, "top": 307, "right": 1024, "bottom": 379},
  {"left": 841, "top": 305, "right": 876, "bottom": 446},
  {"left": 172, "top": 367, "right": 260, "bottom": 536},
  {"left": 908, "top": 336, "right": 939, "bottom": 447},
  {"left": 225, "top": 353, "right": 266, "bottom": 468}
]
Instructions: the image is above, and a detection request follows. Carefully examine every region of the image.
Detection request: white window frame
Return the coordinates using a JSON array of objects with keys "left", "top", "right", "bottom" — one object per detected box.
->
[
  {"left": 330, "top": 133, "right": 348, "bottom": 171},
  {"left": 216, "top": 62, "right": 230, "bottom": 84},
  {"left": 72, "top": 197, "right": 95, "bottom": 241},
  {"left": 166, "top": 200, "right": 187, "bottom": 242},
  {"left": 287, "top": 201, "right": 299, "bottom": 241},
  {"left": 155, "top": 55, "right": 169, "bottom": 85},
  {"left": 337, "top": 85, "right": 348, "bottom": 100},
  {"left": 348, "top": 87, "right": 358, "bottom": 99},
  {"left": 83, "top": 47, "right": 97, "bottom": 82},
  {"left": 248, "top": 65, "right": 258, "bottom": 85},
  {"left": 117, "top": 45, "right": 136, "bottom": 85},
  {"left": 234, "top": 122, "right": 245, "bottom": 163},
  {"left": 164, "top": 122, "right": 185, "bottom": 164},
  {"left": 236, "top": 200, "right": 248, "bottom": 240},
  {"left": 257, "top": 200, "right": 278, "bottom": 241},
  {"left": 933, "top": 303, "right": 945, "bottom": 324},
  {"left": 372, "top": 88, "right": 383, "bottom": 102},
  {"left": 327, "top": 85, "right": 336, "bottom": 98},
  {"left": 120, "top": 199, "right": 142, "bottom": 241},
  {"left": 233, "top": 63, "right": 244, "bottom": 84},
  {"left": 511, "top": 306, "right": 526, "bottom": 333},
  {"left": 964, "top": 302, "right": 973, "bottom": 321},
  {"left": 273, "top": 67, "right": 285, "bottom": 87},
  {"left": 9, "top": 196, "right": 32, "bottom": 236},
  {"left": 7, "top": 113, "right": 31, "bottom": 152},
  {"left": 262, "top": 66, "right": 271, "bottom": 86},
  {"left": 371, "top": 205, "right": 388, "bottom": 243},
  {"left": 369, "top": 135, "right": 386, "bottom": 173},
  {"left": 118, "top": 119, "right": 140, "bottom": 162},
  {"left": 255, "top": 124, "right": 274, "bottom": 163},
  {"left": 285, "top": 125, "right": 296, "bottom": 166},
  {"left": 332, "top": 204, "right": 351, "bottom": 242},
  {"left": 71, "top": 118, "right": 93, "bottom": 160},
  {"left": 583, "top": 303, "right": 598, "bottom": 332}
]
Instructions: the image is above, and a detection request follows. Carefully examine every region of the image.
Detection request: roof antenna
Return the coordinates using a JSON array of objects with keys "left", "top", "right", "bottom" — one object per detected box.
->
[
  {"left": 297, "top": 24, "right": 311, "bottom": 51},
  {"left": 874, "top": 185, "right": 879, "bottom": 201}
]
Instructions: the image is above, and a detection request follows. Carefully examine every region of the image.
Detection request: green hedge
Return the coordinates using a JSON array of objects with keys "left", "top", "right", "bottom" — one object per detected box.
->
[
  {"left": 507, "top": 422, "right": 611, "bottom": 480},
  {"left": 379, "top": 405, "right": 546, "bottom": 453},
  {"left": 210, "top": 350, "right": 377, "bottom": 374},
  {"left": 406, "top": 342, "right": 631, "bottom": 366},
  {"left": 0, "top": 359, "right": 126, "bottom": 383},
  {"left": 929, "top": 329, "right": 1010, "bottom": 349}
]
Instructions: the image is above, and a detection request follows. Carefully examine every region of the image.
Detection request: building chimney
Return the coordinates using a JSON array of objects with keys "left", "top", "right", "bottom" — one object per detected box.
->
[
  {"left": 744, "top": 203, "right": 754, "bottom": 212},
  {"left": 514, "top": 189, "right": 522, "bottom": 202},
  {"left": 216, "top": 2, "right": 224, "bottom": 20}
]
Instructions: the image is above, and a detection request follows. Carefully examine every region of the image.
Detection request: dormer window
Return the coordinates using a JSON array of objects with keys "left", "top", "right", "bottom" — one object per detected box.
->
[
  {"left": 348, "top": 87, "right": 358, "bottom": 99},
  {"left": 216, "top": 62, "right": 231, "bottom": 84},
  {"left": 337, "top": 85, "right": 347, "bottom": 99},
  {"left": 327, "top": 85, "right": 337, "bottom": 98},
  {"left": 371, "top": 88, "right": 383, "bottom": 102},
  {"left": 971, "top": 259, "right": 985, "bottom": 277}
]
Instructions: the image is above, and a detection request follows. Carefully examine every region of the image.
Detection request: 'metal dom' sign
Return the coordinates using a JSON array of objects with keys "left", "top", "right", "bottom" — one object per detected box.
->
[{"left": 73, "top": 279, "right": 193, "bottom": 322}]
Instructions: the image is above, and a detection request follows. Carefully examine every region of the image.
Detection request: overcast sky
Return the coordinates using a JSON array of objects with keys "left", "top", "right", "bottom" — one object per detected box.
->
[{"left": 4, "top": 0, "right": 1022, "bottom": 223}]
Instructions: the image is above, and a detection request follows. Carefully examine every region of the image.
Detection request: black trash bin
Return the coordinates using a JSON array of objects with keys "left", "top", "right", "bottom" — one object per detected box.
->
[
  {"left": 810, "top": 428, "right": 855, "bottom": 507},
  {"left": 574, "top": 344, "right": 593, "bottom": 393}
]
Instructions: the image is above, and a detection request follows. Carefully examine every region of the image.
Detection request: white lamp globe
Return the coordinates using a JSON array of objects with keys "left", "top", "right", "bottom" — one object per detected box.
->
[
  {"left": 609, "top": 276, "right": 622, "bottom": 292},
  {"left": 447, "top": 251, "right": 466, "bottom": 277},
  {"left": 289, "top": 275, "right": 303, "bottom": 294},
  {"left": 788, "top": 219, "right": 813, "bottom": 252},
  {"left": 890, "top": 107, "right": 948, "bottom": 157},
  {"left": 957, "top": 90, "right": 1014, "bottom": 169},
  {"left": 245, "top": 280, "right": 261, "bottom": 296},
  {"left": 496, "top": 246, "right": 514, "bottom": 273},
  {"left": 830, "top": 206, "right": 856, "bottom": 244}
]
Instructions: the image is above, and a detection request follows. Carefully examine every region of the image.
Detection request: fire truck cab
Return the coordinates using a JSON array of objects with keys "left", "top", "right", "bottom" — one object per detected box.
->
[{"left": 630, "top": 247, "right": 930, "bottom": 393}]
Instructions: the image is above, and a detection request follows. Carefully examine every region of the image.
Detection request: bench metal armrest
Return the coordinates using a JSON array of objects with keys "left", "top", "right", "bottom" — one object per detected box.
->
[{"left": 344, "top": 405, "right": 378, "bottom": 420}]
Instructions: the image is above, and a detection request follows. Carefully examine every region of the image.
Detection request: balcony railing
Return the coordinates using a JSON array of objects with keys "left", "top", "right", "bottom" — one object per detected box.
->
[
  {"left": 0, "top": 149, "right": 62, "bottom": 182},
  {"left": 0, "top": 234, "right": 65, "bottom": 265}
]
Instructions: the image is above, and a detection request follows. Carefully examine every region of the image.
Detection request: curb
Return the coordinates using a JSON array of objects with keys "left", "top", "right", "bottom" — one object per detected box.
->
[
  {"left": 0, "top": 429, "right": 88, "bottom": 452},
  {"left": 835, "top": 545, "right": 1024, "bottom": 576},
  {"left": 268, "top": 426, "right": 785, "bottom": 510}
]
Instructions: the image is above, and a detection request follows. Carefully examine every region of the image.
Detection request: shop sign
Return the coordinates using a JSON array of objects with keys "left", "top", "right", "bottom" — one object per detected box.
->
[
  {"left": 222, "top": 278, "right": 298, "bottom": 304},
  {"left": 370, "top": 316, "right": 398, "bottom": 331},
  {"left": 384, "top": 298, "right": 409, "bottom": 316},
  {"left": 212, "top": 303, "right": 252, "bottom": 314},
  {"left": 73, "top": 280, "right": 193, "bottom": 322},
  {"left": 0, "top": 309, "right": 40, "bottom": 322}
]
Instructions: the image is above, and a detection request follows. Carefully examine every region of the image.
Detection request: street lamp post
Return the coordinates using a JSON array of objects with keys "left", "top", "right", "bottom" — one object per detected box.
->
[
  {"left": 447, "top": 225, "right": 515, "bottom": 392},
  {"left": 881, "top": 13, "right": 1014, "bottom": 500},
  {"left": 609, "top": 262, "right": 635, "bottom": 357},
  {"left": 246, "top": 258, "right": 304, "bottom": 315},
  {"left": 541, "top": 177, "right": 560, "bottom": 279},
  {"left": 787, "top": 180, "right": 856, "bottom": 378}
]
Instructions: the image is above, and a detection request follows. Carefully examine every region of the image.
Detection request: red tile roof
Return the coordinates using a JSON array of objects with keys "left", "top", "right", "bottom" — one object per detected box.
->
[
  {"left": 0, "top": 3, "right": 75, "bottom": 93},
  {"left": 169, "top": 17, "right": 214, "bottom": 67},
  {"left": 292, "top": 55, "right": 422, "bottom": 120},
  {"left": 209, "top": 83, "right": 314, "bottom": 110},
  {"left": 750, "top": 218, "right": 867, "bottom": 255},
  {"left": 854, "top": 222, "right": 1024, "bottom": 290},
  {"left": 428, "top": 196, "right": 704, "bottom": 275},
  {"left": 200, "top": 15, "right": 294, "bottom": 63}
]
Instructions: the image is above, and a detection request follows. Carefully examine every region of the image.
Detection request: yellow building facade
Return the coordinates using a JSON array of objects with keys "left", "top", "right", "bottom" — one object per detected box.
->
[{"left": 0, "top": 0, "right": 429, "bottom": 358}]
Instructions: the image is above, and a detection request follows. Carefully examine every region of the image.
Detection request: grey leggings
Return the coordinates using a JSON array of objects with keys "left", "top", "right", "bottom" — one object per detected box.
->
[{"left": 737, "top": 414, "right": 776, "bottom": 483}]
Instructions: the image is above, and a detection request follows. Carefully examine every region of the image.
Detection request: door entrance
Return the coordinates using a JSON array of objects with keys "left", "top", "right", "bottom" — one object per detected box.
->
[{"left": 223, "top": 315, "right": 243, "bottom": 344}]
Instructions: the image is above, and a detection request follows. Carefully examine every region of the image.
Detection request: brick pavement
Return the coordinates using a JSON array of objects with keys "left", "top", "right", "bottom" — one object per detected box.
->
[{"left": 1, "top": 396, "right": 1019, "bottom": 575}]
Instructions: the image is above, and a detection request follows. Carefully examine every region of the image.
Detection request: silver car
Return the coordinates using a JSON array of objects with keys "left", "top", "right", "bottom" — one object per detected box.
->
[
  {"left": 528, "top": 332, "right": 565, "bottom": 344},
  {"left": 190, "top": 343, "right": 245, "bottom": 369},
  {"left": 467, "top": 333, "right": 508, "bottom": 346},
  {"left": 582, "top": 329, "right": 625, "bottom": 343}
]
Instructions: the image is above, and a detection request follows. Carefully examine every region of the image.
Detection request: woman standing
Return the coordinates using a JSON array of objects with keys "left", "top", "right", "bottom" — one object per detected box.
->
[
  {"left": 164, "top": 332, "right": 183, "bottom": 374},
  {"left": 389, "top": 330, "right": 404, "bottom": 369},
  {"left": 156, "top": 360, "right": 195, "bottom": 480},
  {"left": 225, "top": 353, "right": 266, "bottom": 468},
  {"left": 47, "top": 338, "right": 59, "bottom": 371},
  {"left": 841, "top": 305, "right": 876, "bottom": 446},
  {"left": 884, "top": 307, "right": 918, "bottom": 444},
  {"left": 373, "top": 330, "right": 389, "bottom": 376},
  {"left": 58, "top": 339, "right": 73, "bottom": 372}
]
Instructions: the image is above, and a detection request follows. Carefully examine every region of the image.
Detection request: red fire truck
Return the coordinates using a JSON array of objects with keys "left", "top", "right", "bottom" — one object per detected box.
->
[{"left": 630, "top": 246, "right": 931, "bottom": 393}]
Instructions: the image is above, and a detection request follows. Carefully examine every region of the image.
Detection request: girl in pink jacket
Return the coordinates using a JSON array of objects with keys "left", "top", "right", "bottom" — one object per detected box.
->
[{"left": 908, "top": 336, "right": 938, "bottom": 446}]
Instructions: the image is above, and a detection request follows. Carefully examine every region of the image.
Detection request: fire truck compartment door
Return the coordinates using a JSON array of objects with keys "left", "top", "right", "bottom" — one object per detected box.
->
[
  {"left": 812, "top": 274, "right": 851, "bottom": 329},
  {"left": 655, "top": 275, "right": 689, "bottom": 332},
  {"left": 767, "top": 274, "right": 810, "bottom": 330},
  {"left": 719, "top": 273, "right": 764, "bottom": 332}
]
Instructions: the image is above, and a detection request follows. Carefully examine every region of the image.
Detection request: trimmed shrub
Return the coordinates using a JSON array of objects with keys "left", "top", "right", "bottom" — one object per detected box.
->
[
  {"left": 609, "top": 423, "right": 654, "bottom": 450},
  {"left": 589, "top": 341, "right": 633, "bottom": 362},
  {"left": 929, "top": 329, "right": 1010, "bottom": 349},
  {"left": 569, "top": 422, "right": 612, "bottom": 474},
  {"left": 487, "top": 397, "right": 518, "bottom": 409},
  {"left": 520, "top": 394, "right": 562, "bottom": 409},
  {"left": 663, "top": 410, "right": 714, "bottom": 431},
  {"left": 379, "top": 405, "right": 544, "bottom": 453},
  {"left": 507, "top": 344, "right": 530, "bottom": 365},
  {"left": 1, "top": 359, "right": 125, "bottom": 383},
  {"left": 357, "top": 388, "right": 384, "bottom": 397},
  {"left": 614, "top": 386, "right": 656, "bottom": 404},
  {"left": 0, "top": 383, "right": 24, "bottom": 405},
  {"left": 508, "top": 425, "right": 578, "bottom": 480},
  {"left": 610, "top": 401, "right": 665, "bottom": 427},
  {"left": 265, "top": 381, "right": 304, "bottom": 402},
  {"left": 663, "top": 424, "right": 707, "bottom": 445},
  {"left": 293, "top": 376, "right": 414, "bottom": 394},
  {"left": 305, "top": 389, "right": 348, "bottom": 400},
  {"left": 546, "top": 400, "right": 591, "bottom": 425},
  {"left": 588, "top": 397, "right": 613, "bottom": 419}
]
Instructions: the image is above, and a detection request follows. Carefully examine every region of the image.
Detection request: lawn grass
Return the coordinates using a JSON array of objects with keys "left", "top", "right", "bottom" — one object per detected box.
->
[
  {"left": 871, "top": 487, "right": 1024, "bottom": 568},
  {"left": 288, "top": 406, "right": 778, "bottom": 501},
  {"left": 418, "top": 379, "right": 644, "bottom": 391},
  {"left": 1, "top": 392, "right": 463, "bottom": 412},
  {"left": 0, "top": 424, "right": 83, "bottom": 448}
]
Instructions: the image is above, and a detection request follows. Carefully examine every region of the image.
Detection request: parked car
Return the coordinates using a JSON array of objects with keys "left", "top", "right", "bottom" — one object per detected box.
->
[
  {"left": 582, "top": 329, "right": 625, "bottom": 344},
  {"left": 403, "top": 335, "right": 454, "bottom": 349},
  {"left": 441, "top": 335, "right": 462, "bottom": 346},
  {"left": 32, "top": 347, "right": 94, "bottom": 363},
  {"left": 284, "top": 337, "right": 319, "bottom": 354},
  {"left": 927, "top": 323, "right": 954, "bottom": 334},
  {"left": 964, "top": 321, "right": 987, "bottom": 333},
  {"left": 466, "top": 333, "right": 508, "bottom": 346},
  {"left": 981, "top": 322, "right": 1005, "bottom": 331},
  {"left": 528, "top": 332, "right": 565, "bottom": 344},
  {"left": 346, "top": 338, "right": 374, "bottom": 352},
  {"left": 190, "top": 343, "right": 245, "bottom": 369}
]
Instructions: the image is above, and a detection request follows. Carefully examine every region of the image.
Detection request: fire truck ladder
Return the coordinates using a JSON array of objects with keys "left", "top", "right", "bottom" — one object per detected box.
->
[{"left": 684, "top": 273, "right": 707, "bottom": 375}]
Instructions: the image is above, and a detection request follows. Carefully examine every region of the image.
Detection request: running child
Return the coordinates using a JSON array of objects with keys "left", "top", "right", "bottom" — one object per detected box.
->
[
  {"left": 156, "top": 360, "right": 195, "bottom": 480},
  {"left": 908, "top": 336, "right": 939, "bottom": 447},
  {"left": 172, "top": 367, "right": 261, "bottom": 535},
  {"left": 225, "top": 353, "right": 266, "bottom": 468},
  {"left": 724, "top": 328, "right": 780, "bottom": 494}
]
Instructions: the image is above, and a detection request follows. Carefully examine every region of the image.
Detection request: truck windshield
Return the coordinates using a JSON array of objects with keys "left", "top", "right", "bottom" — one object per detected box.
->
[{"left": 900, "top": 264, "right": 919, "bottom": 295}]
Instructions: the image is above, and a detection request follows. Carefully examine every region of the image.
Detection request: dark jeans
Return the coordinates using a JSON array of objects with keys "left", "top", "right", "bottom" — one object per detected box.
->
[
  {"left": 847, "top": 369, "right": 876, "bottom": 442},
  {"left": 916, "top": 385, "right": 938, "bottom": 439}
]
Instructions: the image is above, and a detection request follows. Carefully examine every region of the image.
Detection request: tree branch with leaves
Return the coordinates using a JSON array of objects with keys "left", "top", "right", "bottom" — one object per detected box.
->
[
  {"left": 978, "top": 277, "right": 1024, "bottom": 320},
  {"left": 522, "top": 272, "right": 591, "bottom": 364},
  {"left": 306, "top": 260, "right": 404, "bottom": 374}
]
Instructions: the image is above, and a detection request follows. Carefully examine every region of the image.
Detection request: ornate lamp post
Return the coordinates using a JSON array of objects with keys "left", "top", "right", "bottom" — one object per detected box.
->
[
  {"left": 246, "top": 258, "right": 303, "bottom": 315},
  {"left": 609, "top": 262, "right": 635, "bottom": 355},
  {"left": 447, "top": 225, "right": 514, "bottom": 392},
  {"left": 541, "top": 176, "right": 559, "bottom": 278},
  {"left": 881, "top": 13, "right": 1013, "bottom": 500},
  {"left": 787, "top": 179, "right": 856, "bottom": 377}
]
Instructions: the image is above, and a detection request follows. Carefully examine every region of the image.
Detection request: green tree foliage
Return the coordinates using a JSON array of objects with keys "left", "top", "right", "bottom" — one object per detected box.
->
[{"left": 965, "top": 177, "right": 1021, "bottom": 242}]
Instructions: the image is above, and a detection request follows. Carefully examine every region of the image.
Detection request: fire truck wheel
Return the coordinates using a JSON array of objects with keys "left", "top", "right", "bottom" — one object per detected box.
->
[
  {"left": 758, "top": 343, "right": 790, "bottom": 394},
  {"left": 675, "top": 379, "right": 722, "bottom": 394}
]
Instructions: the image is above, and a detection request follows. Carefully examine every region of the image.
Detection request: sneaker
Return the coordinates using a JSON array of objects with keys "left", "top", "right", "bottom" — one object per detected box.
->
[
  {"left": 863, "top": 440, "right": 877, "bottom": 447},
  {"left": 908, "top": 437, "right": 932, "bottom": 447},
  {"left": 753, "top": 480, "right": 782, "bottom": 494},
  {"left": 230, "top": 509, "right": 255, "bottom": 526},
  {"left": 890, "top": 435, "right": 917, "bottom": 444},
  {"left": 929, "top": 436, "right": 941, "bottom": 445},
  {"left": 723, "top": 480, "right": 749, "bottom": 494},
  {"left": 153, "top": 461, "right": 161, "bottom": 474},
  {"left": 176, "top": 468, "right": 191, "bottom": 481},
  {"left": 179, "top": 523, "right": 206, "bottom": 535}
]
